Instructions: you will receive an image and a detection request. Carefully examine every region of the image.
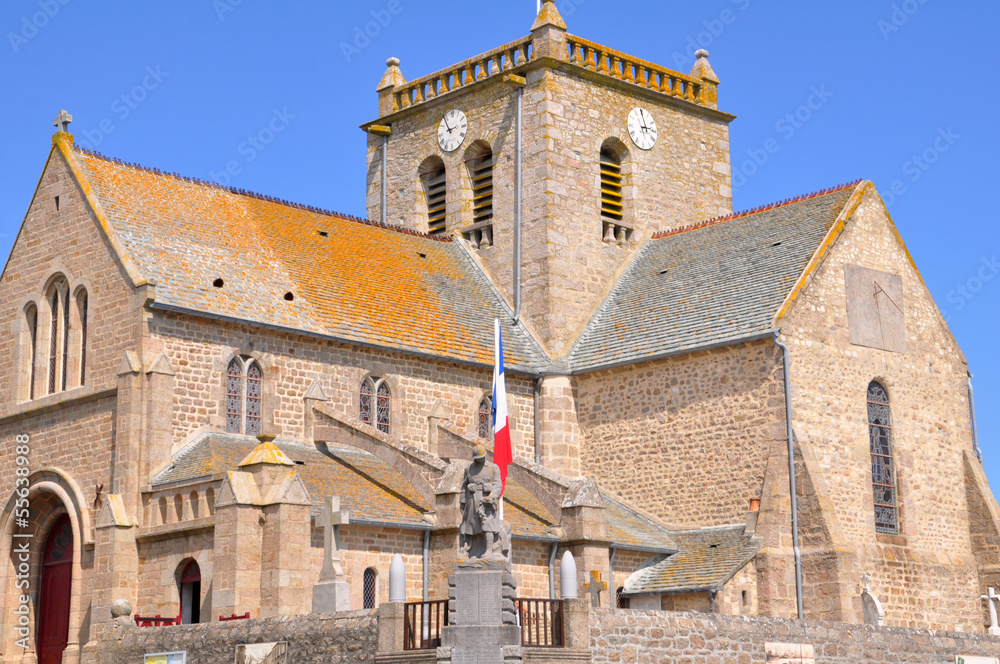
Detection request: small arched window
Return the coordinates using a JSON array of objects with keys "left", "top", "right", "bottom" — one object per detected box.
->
[
  {"left": 60, "top": 286, "right": 70, "bottom": 392},
  {"left": 48, "top": 285, "right": 60, "bottom": 394},
  {"left": 478, "top": 396, "right": 492, "bottom": 439},
  {"left": 178, "top": 559, "right": 202, "bottom": 624},
  {"left": 360, "top": 377, "right": 391, "bottom": 434},
  {"left": 466, "top": 143, "right": 494, "bottom": 225},
  {"left": 616, "top": 587, "right": 630, "bottom": 609},
  {"left": 77, "top": 290, "right": 88, "bottom": 386},
  {"left": 225, "top": 356, "right": 264, "bottom": 435},
  {"left": 867, "top": 381, "right": 898, "bottom": 534},
  {"left": 25, "top": 304, "right": 38, "bottom": 400},
  {"left": 363, "top": 567, "right": 378, "bottom": 609},
  {"left": 420, "top": 156, "right": 447, "bottom": 235},
  {"left": 599, "top": 146, "right": 623, "bottom": 222}
]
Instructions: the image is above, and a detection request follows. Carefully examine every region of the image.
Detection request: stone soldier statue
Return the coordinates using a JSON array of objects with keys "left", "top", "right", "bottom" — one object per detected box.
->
[{"left": 459, "top": 443, "right": 510, "bottom": 562}]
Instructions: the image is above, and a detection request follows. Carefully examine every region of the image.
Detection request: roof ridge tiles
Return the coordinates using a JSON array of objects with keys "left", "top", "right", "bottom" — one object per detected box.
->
[
  {"left": 651, "top": 178, "right": 863, "bottom": 240},
  {"left": 72, "top": 144, "right": 453, "bottom": 243}
]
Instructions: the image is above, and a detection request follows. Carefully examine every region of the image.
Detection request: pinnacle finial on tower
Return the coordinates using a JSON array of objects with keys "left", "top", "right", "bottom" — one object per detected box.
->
[
  {"left": 53, "top": 109, "right": 73, "bottom": 133},
  {"left": 532, "top": 0, "right": 566, "bottom": 31}
]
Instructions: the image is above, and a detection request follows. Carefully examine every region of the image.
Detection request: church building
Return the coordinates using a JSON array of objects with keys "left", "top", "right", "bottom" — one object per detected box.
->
[{"left": 1, "top": 2, "right": 997, "bottom": 662}]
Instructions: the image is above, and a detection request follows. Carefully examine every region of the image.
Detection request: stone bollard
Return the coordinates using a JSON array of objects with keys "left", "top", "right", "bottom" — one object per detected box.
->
[
  {"left": 389, "top": 554, "right": 406, "bottom": 603},
  {"left": 560, "top": 551, "right": 578, "bottom": 599}
]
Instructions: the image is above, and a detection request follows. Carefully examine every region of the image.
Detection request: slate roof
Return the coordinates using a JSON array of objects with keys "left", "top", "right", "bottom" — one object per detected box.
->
[
  {"left": 568, "top": 183, "right": 860, "bottom": 370},
  {"left": 604, "top": 496, "right": 677, "bottom": 552},
  {"left": 622, "top": 525, "right": 759, "bottom": 595},
  {"left": 69, "top": 148, "right": 549, "bottom": 372}
]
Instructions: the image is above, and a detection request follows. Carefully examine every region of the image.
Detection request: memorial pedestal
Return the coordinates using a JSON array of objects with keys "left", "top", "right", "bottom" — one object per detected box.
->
[
  {"left": 312, "top": 577, "right": 350, "bottom": 613},
  {"left": 439, "top": 562, "right": 521, "bottom": 664}
]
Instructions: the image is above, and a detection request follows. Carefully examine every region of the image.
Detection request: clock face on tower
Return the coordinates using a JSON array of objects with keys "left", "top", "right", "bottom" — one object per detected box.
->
[
  {"left": 627, "top": 107, "right": 657, "bottom": 150},
  {"left": 438, "top": 109, "right": 468, "bottom": 152}
]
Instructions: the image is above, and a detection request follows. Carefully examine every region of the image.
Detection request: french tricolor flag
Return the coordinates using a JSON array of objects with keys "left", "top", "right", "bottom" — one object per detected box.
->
[{"left": 492, "top": 318, "right": 512, "bottom": 497}]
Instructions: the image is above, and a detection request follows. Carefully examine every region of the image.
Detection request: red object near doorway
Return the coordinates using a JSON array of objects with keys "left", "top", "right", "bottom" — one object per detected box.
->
[{"left": 38, "top": 514, "right": 73, "bottom": 664}]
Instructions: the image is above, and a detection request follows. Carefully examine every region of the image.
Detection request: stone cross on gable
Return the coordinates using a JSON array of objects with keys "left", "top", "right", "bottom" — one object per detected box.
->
[
  {"left": 981, "top": 587, "right": 1000, "bottom": 636},
  {"left": 319, "top": 495, "right": 349, "bottom": 581},
  {"left": 53, "top": 109, "right": 72, "bottom": 133},
  {"left": 583, "top": 570, "right": 607, "bottom": 608}
]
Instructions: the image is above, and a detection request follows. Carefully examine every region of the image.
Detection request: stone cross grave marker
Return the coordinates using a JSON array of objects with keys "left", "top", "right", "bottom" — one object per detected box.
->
[
  {"left": 312, "top": 495, "right": 350, "bottom": 613},
  {"left": 584, "top": 570, "right": 607, "bottom": 608}
]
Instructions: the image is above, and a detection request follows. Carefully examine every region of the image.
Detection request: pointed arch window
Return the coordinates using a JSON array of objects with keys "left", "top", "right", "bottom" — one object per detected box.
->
[
  {"left": 25, "top": 304, "right": 38, "bottom": 400},
  {"left": 360, "top": 377, "right": 391, "bottom": 434},
  {"left": 225, "top": 356, "right": 263, "bottom": 435},
  {"left": 363, "top": 567, "right": 378, "bottom": 609},
  {"left": 60, "top": 286, "right": 70, "bottom": 392},
  {"left": 867, "top": 381, "right": 898, "bottom": 534},
  {"left": 48, "top": 287, "right": 60, "bottom": 394},
  {"left": 420, "top": 157, "right": 447, "bottom": 235},
  {"left": 478, "top": 396, "right": 492, "bottom": 439},
  {"left": 77, "top": 290, "right": 88, "bottom": 386}
]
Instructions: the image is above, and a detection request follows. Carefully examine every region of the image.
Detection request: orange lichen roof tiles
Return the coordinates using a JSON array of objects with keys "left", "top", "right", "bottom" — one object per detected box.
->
[
  {"left": 238, "top": 440, "right": 295, "bottom": 467},
  {"left": 70, "top": 147, "right": 549, "bottom": 371}
]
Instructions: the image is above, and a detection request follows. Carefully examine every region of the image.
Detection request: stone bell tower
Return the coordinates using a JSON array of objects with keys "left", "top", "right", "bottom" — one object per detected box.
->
[{"left": 361, "top": 1, "right": 734, "bottom": 356}]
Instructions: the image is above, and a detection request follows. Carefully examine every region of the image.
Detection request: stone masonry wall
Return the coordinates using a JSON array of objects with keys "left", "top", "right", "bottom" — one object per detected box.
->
[
  {"left": 149, "top": 311, "right": 538, "bottom": 463},
  {"left": 576, "top": 340, "right": 785, "bottom": 528},
  {"left": 778, "top": 186, "right": 987, "bottom": 630},
  {"left": 94, "top": 611, "right": 376, "bottom": 664},
  {"left": 590, "top": 608, "right": 1000, "bottom": 663}
]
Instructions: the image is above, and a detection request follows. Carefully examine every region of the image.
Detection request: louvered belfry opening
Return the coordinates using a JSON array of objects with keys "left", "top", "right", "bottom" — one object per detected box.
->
[
  {"left": 599, "top": 147, "right": 623, "bottom": 222},
  {"left": 469, "top": 147, "right": 494, "bottom": 224},
  {"left": 421, "top": 157, "right": 447, "bottom": 235}
]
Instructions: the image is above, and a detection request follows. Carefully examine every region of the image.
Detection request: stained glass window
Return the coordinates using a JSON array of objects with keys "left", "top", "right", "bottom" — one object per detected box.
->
[
  {"left": 245, "top": 361, "right": 262, "bottom": 436},
  {"left": 360, "top": 379, "right": 373, "bottom": 426},
  {"left": 868, "top": 381, "right": 898, "bottom": 534},
  {"left": 376, "top": 381, "right": 391, "bottom": 434},
  {"left": 48, "top": 289, "right": 59, "bottom": 394},
  {"left": 478, "top": 396, "right": 492, "bottom": 439},
  {"left": 78, "top": 291, "right": 88, "bottom": 386},
  {"left": 226, "top": 358, "right": 243, "bottom": 434},
  {"left": 363, "top": 567, "right": 377, "bottom": 609}
]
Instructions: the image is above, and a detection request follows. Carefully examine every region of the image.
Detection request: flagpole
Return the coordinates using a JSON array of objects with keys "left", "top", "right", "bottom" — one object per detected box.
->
[{"left": 495, "top": 317, "right": 504, "bottom": 523}]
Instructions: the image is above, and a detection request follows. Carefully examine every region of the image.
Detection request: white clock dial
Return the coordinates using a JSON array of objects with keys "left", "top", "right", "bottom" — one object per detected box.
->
[
  {"left": 438, "top": 109, "right": 468, "bottom": 152},
  {"left": 627, "top": 107, "right": 657, "bottom": 150}
]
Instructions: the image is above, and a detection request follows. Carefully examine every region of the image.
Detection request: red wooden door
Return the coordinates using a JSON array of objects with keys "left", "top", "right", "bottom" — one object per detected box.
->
[{"left": 38, "top": 514, "right": 73, "bottom": 664}]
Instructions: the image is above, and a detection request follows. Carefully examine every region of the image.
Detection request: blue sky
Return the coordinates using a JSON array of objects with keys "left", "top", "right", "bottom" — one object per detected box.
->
[{"left": 2, "top": 1, "right": 998, "bottom": 487}]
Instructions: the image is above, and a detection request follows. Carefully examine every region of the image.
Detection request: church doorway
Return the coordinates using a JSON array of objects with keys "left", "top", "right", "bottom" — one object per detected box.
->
[
  {"left": 179, "top": 559, "right": 201, "bottom": 624},
  {"left": 37, "top": 514, "right": 73, "bottom": 664}
]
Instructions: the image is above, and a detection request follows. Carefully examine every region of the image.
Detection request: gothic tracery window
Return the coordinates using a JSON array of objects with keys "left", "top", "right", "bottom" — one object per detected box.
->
[
  {"left": 478, "top": 396, "right": 492, "bottom": 439},
  {"left": 360, "top": 377, "right": 391, "bottom": 434},
  {"left": 867, "top": 381, "right": 898, "bottom": 534},
  {"left": 225, "top": 356, "right": 263, "bottom": 435}
]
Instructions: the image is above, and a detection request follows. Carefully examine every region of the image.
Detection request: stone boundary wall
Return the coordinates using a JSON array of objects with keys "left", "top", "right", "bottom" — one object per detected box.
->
[
  {"left": 92, "top": 611, "right": 376, "bottom": 664},
  {"left": 589, "top": 608, "right": 1000, "bottom": 663}
]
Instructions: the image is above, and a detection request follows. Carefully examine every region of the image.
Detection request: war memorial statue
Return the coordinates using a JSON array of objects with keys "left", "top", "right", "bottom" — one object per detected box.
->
[{"left": 459, "top": 443, "right": 512, "bottom": 565}]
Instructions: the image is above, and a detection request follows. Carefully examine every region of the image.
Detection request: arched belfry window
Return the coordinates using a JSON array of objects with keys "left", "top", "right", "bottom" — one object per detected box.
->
[
  {"left": 599, "top": 145, "right": 623, "bottom": 222},
  {"left": 420, "top": 156, "right": 447, "bottom": 235},
  {"left": 226, "top": 356, "right": 263, "bottom": 435},
  {"left": 478, "top": 396, "right": 492, "bottom": 439},
  {"left": 466, "top": 143, "right": 494, "bottom": 225},
  {"left": 46, "top": 278, "right": 70, "bottom": 395},
  {"left": 360, "top": 377, "right": 390, "bottom": 434},
  {"left": 867, "top": 381, "right": 898, "bottom": 534},
  {"left": 178, "top": 559, "right": 202, "bottom": 624}
]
